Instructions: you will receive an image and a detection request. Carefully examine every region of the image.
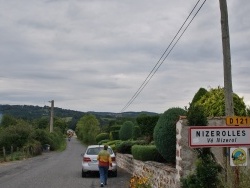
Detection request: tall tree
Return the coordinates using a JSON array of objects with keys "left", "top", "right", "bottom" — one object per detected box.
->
[
  {"left": 136, "top": 114, "right": 159, "bottom": 143},
  {"left": 76, "top": 114, "right": 100, "bottom": 144}
]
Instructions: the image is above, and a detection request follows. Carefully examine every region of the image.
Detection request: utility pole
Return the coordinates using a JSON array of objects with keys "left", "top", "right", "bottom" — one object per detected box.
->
[
  {"left": 219, "top": 0, "right": 236, "bottom": 186},
  {"left": 49, "top": 100, "right": 54, "bottom": 133}
]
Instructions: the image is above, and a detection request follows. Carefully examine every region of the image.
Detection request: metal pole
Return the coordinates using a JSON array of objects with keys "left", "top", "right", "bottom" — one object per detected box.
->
[
  {"left": 49, "top": 100, "right": 54, "bottom": 133},
  {"left": 219, "top": 0, "right": 236, "bottom": 186}
]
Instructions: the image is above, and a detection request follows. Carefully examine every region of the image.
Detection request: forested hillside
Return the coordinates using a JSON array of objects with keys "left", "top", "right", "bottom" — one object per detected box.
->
[{"left": 0, "top": 104, "right": 158, "bottom": 130}]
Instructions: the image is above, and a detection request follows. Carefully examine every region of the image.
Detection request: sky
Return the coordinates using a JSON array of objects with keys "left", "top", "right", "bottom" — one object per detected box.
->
[{"left": 0, "top": 0, "right": 249, "bottom": 114}]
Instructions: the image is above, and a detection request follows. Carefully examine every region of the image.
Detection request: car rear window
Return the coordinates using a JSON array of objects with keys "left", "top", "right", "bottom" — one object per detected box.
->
[{"left": 86, "top": 147, "right": 113, "bottom": 155}]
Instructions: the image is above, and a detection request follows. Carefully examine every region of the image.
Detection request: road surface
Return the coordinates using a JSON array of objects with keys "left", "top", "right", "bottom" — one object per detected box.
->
[{"left": 0, "top": 137, "right": 131, "bottom": 188}]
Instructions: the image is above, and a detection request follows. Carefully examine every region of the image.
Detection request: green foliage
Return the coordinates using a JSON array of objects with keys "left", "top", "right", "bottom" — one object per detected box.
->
[
  {"left": 119, "top": 121, "right": 134, "bottom": 141},
  {"left": 110, "top": 130, "right": 120, "bottom": 140},
  {"left": 0, "top": 114, "right": 17, "bottom": 128},
  {"left": 35, "top": 117, "right": 49, "bottom": 129},
  {"left": 98, "top": 139, "right": 110, "bottom": 145},
  {"left": 132, "top": 126, "right": 141, "bottom": 140},
  {"left": 23, "top": 140, "right": 43, "bottom": 156},
  {"left": 247, "top": 106, "right": 250, "bottom": 116},
  {"left": 181, "top": 155, "right": 221, "bottom": 188},
  {"left": 195, "top": 87, "right": 246, "bottom": 116},
  {"left": 110, "top": 125, "right": 121, "bottom": 131},
  {"left": 105, "top": 140, "right": 122, "bottom": 152},
  {"left": 136, "top": 114, "right": 159, "bottom": 142},
  {"left": 153, "top": 107, "right": 187, "bottom": 163},
  {"left": 190, "top": 88, "right": 208, "bottom": 106},
  {"left": 132, "top": 145, "right": 166, "bottom": 162},
  {"left": 187, "top": 105, "right": 207, "bottom": 126},
  {"left": 0, "top": 124, "right": 33, "bottom": 148},
  {"left": 76, "top": 114, "right": 100, "bottom": 144},
  {"left": 116, "top": 140, "right": 147, "bottom": 154},
  {"left": 31, "top": 129, "right": 53, "bottom": 146},
  {"left": 0, "top": 114, "right": 66, "bottom": 159},
  {"left": 96, "top": 133, "right": 110, "bottom": 143},
  {"left": 54, "top": 117, "right": 68, "bottom": 134}
]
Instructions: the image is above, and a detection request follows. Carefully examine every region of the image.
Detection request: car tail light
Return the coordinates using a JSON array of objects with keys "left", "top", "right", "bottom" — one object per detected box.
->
[
  {"left": 111, "top": 157, "right": 116, "bottom": 162},
  {"left": 83, "top": 157, "right": 91, "bottom": 162}
]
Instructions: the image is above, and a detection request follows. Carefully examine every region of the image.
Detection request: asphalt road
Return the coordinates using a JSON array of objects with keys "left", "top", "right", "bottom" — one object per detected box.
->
[{"left": 0, "top": 137, "right": 131, "bottom": 188}]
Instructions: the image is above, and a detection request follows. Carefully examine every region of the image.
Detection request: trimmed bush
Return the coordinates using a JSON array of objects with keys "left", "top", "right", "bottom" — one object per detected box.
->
[
  {"left": 116, "top": 140, "right": 147, "bottom": 154},
  {"left": 107, "top": 140, "right": 122, "bottom": 152},
  {"left": 132, "top": 126, "right": 141, "bottom": 140},
  {"left": 110, "top": 131, "right": 119, "bottom": 140},
  {"left": 96, "top": 133, "right": 110, "bottom": 143},
  {"left": 98, "top": 139, "right": 110, "bottom": 145},
  {"left": 132, "top": 145, "right": 166, "bottom": 162},
  {"left": 153, "top": 107, "right": 186, "bottom": 163},
  {"left": 119, "top": 121, "right": 134, "bottom": 141},
  {"left": 110, "top": 125, "right": 121, "bottom": 131},
  {"left": 136, "top": 114, "right": 159, "bottom": 142}
]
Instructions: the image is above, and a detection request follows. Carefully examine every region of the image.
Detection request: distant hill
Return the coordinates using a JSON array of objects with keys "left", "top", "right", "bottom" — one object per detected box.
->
[{"left": 0, "top": 104, "right": 159, "bottom": 129}]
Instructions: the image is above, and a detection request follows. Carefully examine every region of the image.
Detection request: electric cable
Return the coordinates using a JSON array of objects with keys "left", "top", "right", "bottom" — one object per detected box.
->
[{"left": 120, "top": 0, "right": 207, "bottom": 113}]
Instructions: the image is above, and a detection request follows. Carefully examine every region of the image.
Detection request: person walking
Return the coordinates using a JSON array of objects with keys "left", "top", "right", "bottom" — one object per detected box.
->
[{"left": 97, "top": 145, "right": 112, "bottom": 187}]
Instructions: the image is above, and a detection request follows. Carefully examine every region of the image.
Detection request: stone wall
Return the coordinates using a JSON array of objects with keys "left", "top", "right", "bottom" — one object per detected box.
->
[
  {"left": 116, "top": 153, "right": 178, "bottom": 188},
  {"left": 116, "top": 117, "right": 226, "bottom": 188},
  {"left": 176, "top": 116, "right": 226, "bottom": 181}
]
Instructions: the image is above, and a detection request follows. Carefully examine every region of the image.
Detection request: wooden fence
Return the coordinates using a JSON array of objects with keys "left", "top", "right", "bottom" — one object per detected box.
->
[{"left": 0, "top": 146, "right": 35, "bottom": 162}]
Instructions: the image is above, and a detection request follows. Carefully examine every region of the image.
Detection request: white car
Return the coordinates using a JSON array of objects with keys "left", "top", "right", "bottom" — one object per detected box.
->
[{"left": 81, "top": 145, "right": 117, "bottom": 177}]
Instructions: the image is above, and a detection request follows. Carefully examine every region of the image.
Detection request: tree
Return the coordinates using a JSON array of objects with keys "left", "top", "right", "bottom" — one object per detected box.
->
[
  {"left": 154, "top": 107, "right": 187, "bottom": 163},
  {"left": 195, "top": 87, "right": 246, "bottom": 117},
  {"left": 76, "top": 114, "right": 100, "bottom": 144},
  {"left": 54, "top": 117, "right": 68, "bottom": 134},
  {"left": 190, "top": 88, "right": 208, "bottom": 106},
  {"left": 119, "top": 121, "right": 134, "bottom": 141},
  {"left": 136, "top": 114, "right": 159, "bottom": 142},
  {"left": 0, "top": 124, "right": 33, "bottom": 148},
  {"left": 35, "top": 117, "right": 49, "bottom": 129},
  {"left": 0, "top": 114, "right": 17, "bottom": 128}
]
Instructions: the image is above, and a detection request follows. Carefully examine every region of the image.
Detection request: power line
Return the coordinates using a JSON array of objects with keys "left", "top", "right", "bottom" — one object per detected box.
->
[{"left": 120, "top": 0, "right": 207, "bottom": 113}]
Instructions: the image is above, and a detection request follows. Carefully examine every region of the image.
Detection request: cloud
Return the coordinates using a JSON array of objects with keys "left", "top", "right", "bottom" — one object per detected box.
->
[{"left": 0, "top": 0, "right": 249, "bottom": 113}]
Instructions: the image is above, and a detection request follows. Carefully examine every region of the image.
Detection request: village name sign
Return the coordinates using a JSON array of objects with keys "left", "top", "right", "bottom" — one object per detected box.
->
[{"left": 189, "top": 126, "right": 250, "bottom": 148}]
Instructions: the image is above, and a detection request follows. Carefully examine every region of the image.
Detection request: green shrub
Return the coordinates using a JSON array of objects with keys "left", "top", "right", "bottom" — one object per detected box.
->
[
  {"left": 106, "top": 140, "right": 121, "bottom": 146},
  {"left": 96, "top": 133, "right": 110, "bottom": 143},
  {"left": 181, "top": 155, "right": 221, "bottom": 188},
  {"left": 190, "top": 88, "right": 208, "bottom": 106},
  {"left": 116, "top": 140, "right": 147, "bottom": 154},
  {"left": 115, "top": 140, "right": 134, "bottom": 154},
  {"left": 110, "top": 125, "right": 121, "bottom": 131},
  {"left": 132, "top": 126, "right": 141, "bottom": 140},
  {"left": 136, "top": 114, "right": 159, "bottom": 142},
  {"left": 49, "top": 131, "right": 65, "bottom": 151},
  {"left": 0, "top": 124, "right": 33, "bottom": 148},
  {"left": 31, "top": 129, "right": 53, "bottom": 146},
  {"left": 195, "top": 87, "right": 247, "bottom": 116},
  {"left": 98, "top": 139, "right": 110, "bottom": 145},
  {"left": 110, "top": 131, "right": 119, "bottom": 140},
  {"left": 153, "top": 107, "right": 186, "bottom": 163},
  {"left": 119, "top": 121, "right": 134, "bottom": 141},
  {"left": 132, "top": 145, "right": 166, "bottom": 162},
  {"left": 23, "top": 140, "right": 42, "bottom": 156},
  {"left": 187, "top": 105, "right": 207, "bottom": 126},
  {"left": 31, "top": 129, "right": 65, "bottom": 151}
]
